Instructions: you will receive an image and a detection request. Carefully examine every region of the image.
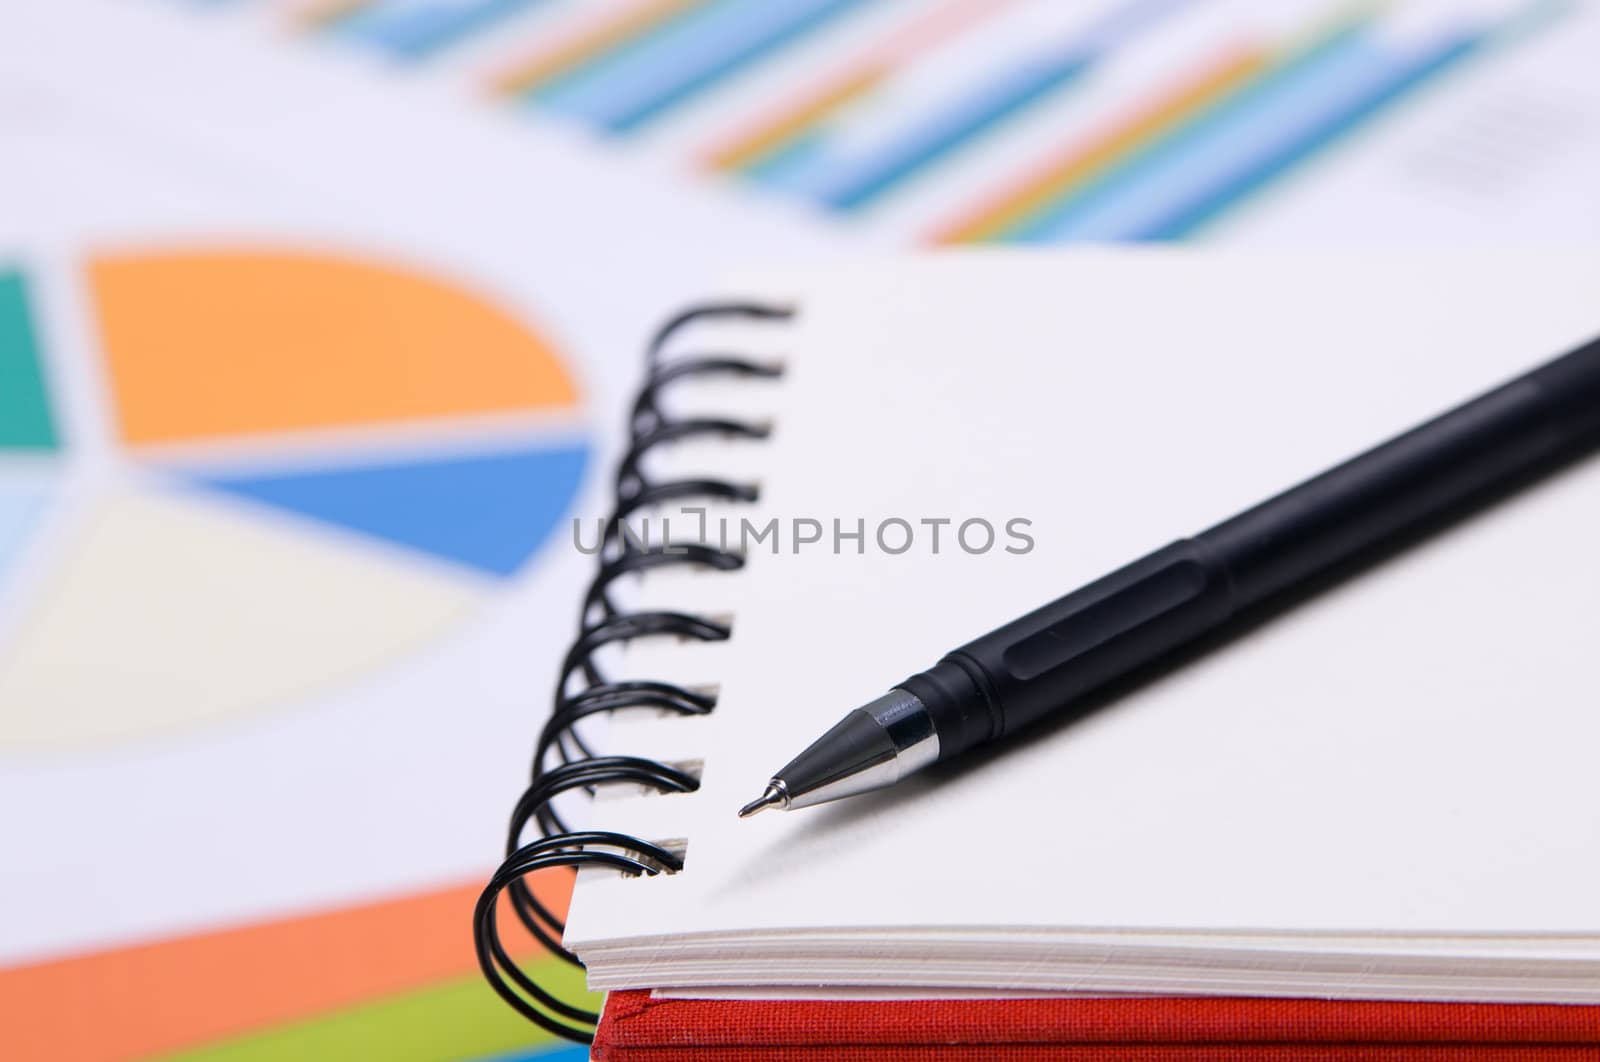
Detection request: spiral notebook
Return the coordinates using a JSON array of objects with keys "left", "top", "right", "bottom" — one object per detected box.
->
[{"left": 490, "top": 251, "right": 1600, "bottom": 1030}]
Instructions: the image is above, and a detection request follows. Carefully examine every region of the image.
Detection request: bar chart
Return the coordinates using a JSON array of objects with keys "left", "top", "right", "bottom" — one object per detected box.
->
[{"left": 294, "top": 0, "right": 1576, "bottom": 242}]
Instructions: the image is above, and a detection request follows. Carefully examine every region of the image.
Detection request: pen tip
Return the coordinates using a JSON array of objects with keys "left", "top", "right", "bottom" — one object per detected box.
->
[{"left": 738, "top": 782, "right": 787, "bottom": 819}]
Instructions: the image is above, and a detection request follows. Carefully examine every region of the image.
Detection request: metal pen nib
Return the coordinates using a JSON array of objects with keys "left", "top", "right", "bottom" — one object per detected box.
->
[
  {"left": 737, "top": 782, "right": 788, "bottom": 818},
  {"left": 737, "top": 689, "right": 940, "bottom": 818}
]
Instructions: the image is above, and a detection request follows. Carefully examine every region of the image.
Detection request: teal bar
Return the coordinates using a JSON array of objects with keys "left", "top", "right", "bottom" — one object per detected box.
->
[{"left": 0, "top": 269, "right": 59, "bottom": 451}]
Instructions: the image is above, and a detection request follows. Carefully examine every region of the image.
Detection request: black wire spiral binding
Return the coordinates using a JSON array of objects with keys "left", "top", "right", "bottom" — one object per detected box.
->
[{"left": 475, "top": 302, "right": 791, "bottom": 1044}]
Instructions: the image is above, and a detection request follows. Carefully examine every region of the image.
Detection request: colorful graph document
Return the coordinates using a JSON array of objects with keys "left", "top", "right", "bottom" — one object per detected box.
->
[
  {"left": 0, "top": 26, "right": 838, "bottom": 1061},
  {"left": 303, "top": 0, "right": 1600, "bottom": 242},
  {"left": 0, "top": 237, "right": 600, "bottom": 1061}
]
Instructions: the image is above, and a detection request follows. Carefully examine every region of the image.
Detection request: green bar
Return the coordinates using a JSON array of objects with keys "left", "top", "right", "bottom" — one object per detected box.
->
[
  {"left": 157, "top": 959, "right": 596, "bottom": 1062},
  {"left": 0, "top": 270, "right": 59, "bottom": 451}
]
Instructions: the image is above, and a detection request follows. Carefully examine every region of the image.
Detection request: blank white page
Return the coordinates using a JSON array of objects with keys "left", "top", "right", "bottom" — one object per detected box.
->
[{"left": 564, "top": 250, "right": 1600, "bottom": 955}]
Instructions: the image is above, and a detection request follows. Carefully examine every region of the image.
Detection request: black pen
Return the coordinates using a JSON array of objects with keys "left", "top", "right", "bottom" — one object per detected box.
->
[{"left": 740, "top": 334, "right": 1600, "bottom": 818}]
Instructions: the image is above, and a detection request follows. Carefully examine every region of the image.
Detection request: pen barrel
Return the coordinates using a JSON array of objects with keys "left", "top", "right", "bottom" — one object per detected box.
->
[
  {"left": 906, "top": 335, "right": 1600, "bottom": 759},
  {"left": 1200, "top": 334, "right": 1600, "bottom": 608}
]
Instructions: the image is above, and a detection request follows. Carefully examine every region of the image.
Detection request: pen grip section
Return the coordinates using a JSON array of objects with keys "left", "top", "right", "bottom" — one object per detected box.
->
[{"left": 920, "top": 540, "right": 1236, "bottom": 754}]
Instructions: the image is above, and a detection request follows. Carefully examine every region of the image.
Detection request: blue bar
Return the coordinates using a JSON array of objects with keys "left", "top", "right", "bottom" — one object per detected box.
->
[
  {"left": 524, "top": 0, "right": 719, "bottom": 103},
  {"left": 335, "top": 0, "right": 548, "bottom": 60},
  {"left": 1015, "top": 27, "right": 1482, "bottom": 242},
  {"left": 776, "top": 0, "right": 1197, "bottom": 211},
  {"left": 539, "top": 0, "right": 873, "bottom": 135},
  {"left": 473, "top": 1043, "right": 592, "bottom": 1062},
  {"left": 744, "top": 132, "right": 830, "bottom": 184},
  {"left": 1138, "top": 34, "right": 1480, "bottom": 239},
  {"left": 810, "top": 53, "right": 1092, "bottom": 211},
  {"left": 1005, "top": 25, "right": 1371, "bottom": 241}
]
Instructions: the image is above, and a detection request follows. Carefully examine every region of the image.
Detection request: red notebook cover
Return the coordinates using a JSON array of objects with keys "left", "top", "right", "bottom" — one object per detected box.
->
[{"left": 593, "top": 990, "right": 1600, "bottom": 1060}]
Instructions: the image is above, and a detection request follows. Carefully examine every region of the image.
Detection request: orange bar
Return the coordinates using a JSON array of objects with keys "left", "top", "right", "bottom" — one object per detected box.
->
[
  {"left": 929, "top": 46, "right": 1269, "bottom": 244},
  {"left": 699, "top": 0, "right": 1019, "bottom": 174},
  {"left": 488, "top": 0, "right": 704, "bottom": 97},
  {"left": 702, "top": 66, "right": 882, "bottom": 172},
  {"left": 0, "top": 871, "right": 573, "bottom": 1062}
]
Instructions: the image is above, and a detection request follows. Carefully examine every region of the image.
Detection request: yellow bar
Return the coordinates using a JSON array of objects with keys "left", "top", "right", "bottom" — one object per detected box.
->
[
  {"left": 702, "top": 0, "right": 1022, "bottom": 173},
  {"left": 702, "top": 66, "right": 883, "bottom": 172},
  {"left": 292, "top": 0, "right": 371, "bottom": 31},
  {"left": 930, "top": 47, "right": 1269, "bottom": 244},
  {"left": 489, "top": 0, "right": 705, "bottom": 97}
]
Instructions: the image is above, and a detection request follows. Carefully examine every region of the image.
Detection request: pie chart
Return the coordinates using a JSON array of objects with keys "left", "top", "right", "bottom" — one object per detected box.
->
[{"left": 0, "top": 249, "right": 588, "bottom": 751}]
